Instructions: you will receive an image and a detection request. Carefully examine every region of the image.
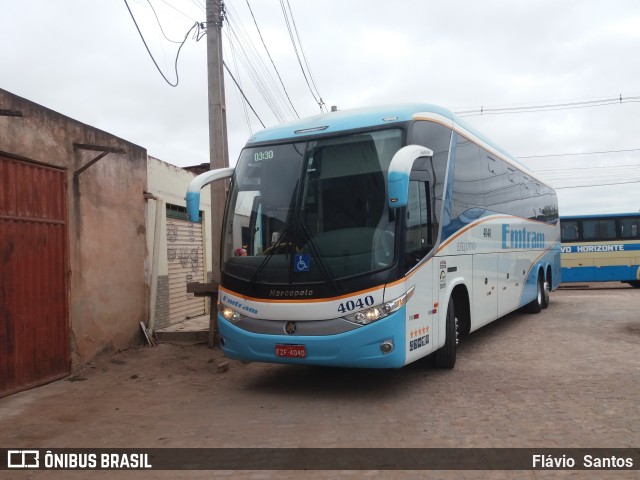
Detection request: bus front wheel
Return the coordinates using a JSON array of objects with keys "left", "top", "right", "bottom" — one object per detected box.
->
[{"left": 434, "top": 297, "right": 457, "bottom": 369}]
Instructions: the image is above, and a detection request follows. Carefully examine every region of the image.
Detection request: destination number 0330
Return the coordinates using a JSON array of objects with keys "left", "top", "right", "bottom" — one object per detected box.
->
[{"left": 337, "top": 295, "right": 374, "bottom": 313}]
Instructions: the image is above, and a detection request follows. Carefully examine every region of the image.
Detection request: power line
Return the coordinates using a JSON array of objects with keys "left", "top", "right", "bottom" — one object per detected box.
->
[
  {"left": 279, "top": 0, "right": 325, "bottom": 112},
  {"left": 225, "top": 5, "right": 297, "bottom": 122},
  {"left": 245, "top": 0, "right": 300, "bottom": 118},
  {"left": 456, "top": 94, "right": 640, "bottom": 117},
  {"left": 520, "top": 147, "right": 640, "bottom": 159},
  {"left": 225, "top": 25, "right": 253, "bottom": 134},
  {"left": 146, "top": 0, "right": 183, "bottom": 43},
  {"left": 533, "top": 163, "right": 640, "bottom": 173},
  {"left": 190, "top": 0, "right": 205, "bottom": 12},
  {"left": 554, "top": 179, "right": 640, "bottom": 189},
  {"left": 124, "top": 0, "right": 199, "bottom": 87},
  {"left": 285, "top": 0, "right": 324, "bottom": 111},
  {"left": 223, "top": 61, "right": 266, "bottom": 128},
  {"left": 157, "top": 0, "right": 199, "bottom": 22}
]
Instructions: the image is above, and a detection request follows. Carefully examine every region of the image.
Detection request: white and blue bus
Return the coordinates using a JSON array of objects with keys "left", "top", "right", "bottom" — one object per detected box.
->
[
  {"left": 560, "top": 213, "right": 640, "bottom": 287},
  {"left": 187, "top": 104, "right": 561, "bottom": 369}
]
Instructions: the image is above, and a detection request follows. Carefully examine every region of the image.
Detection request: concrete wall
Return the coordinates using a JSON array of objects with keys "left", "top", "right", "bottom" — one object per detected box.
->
[
  {"left": 0, "top": 89, "right": 149, "bottom": 367},
  {"left": 145, "top": 157, "right": 213, "bottom": 328}
]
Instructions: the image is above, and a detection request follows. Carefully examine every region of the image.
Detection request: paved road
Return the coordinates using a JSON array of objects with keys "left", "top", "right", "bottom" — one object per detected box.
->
[{"left": 1, "top": 283, "right": 638, "bottom": 479}]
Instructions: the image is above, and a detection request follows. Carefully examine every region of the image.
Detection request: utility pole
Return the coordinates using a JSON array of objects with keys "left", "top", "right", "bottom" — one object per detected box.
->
[
  {"left": 206, "top": 0, "right": 228, "bottom": 281},
  {"left": 206, "top": 0, "right": 229, "bottom": 345}
]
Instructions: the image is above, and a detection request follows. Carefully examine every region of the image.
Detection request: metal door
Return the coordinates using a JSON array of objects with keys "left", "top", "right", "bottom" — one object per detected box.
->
[
  {"left": 166, "top": 216, "right": 206, "bottom": 326},
  {"left": 0, "top": 156, "right": 69, "bottom": 397}
]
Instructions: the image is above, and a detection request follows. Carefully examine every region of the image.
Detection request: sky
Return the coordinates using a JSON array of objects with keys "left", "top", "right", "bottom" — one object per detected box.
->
[{"left": 1, "top": 0, "right": 639, "bottom": 215}]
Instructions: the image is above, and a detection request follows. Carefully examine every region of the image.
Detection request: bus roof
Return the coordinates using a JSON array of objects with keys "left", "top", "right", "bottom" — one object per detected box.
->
[{"left": 245, "top": 103, "right": 536, "bottom": 179}]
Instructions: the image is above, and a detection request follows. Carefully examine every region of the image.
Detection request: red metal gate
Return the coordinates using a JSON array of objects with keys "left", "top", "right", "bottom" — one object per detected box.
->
[{"left": 0, "top": 155, "right": 70, "bottom": 397}]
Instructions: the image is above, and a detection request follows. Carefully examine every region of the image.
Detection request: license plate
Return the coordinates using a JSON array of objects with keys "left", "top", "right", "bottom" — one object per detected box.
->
[{"left": 275, "top": 344, "right": 306, "bottom": 358}]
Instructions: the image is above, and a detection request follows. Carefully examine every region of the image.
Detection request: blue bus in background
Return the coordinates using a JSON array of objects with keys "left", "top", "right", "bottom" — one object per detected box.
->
[
  {"left": 187, "top": 104, "right": 561, "bottom": 369},
  {"left": 560, "top": 213, "right": 640, "bottom": 287}
]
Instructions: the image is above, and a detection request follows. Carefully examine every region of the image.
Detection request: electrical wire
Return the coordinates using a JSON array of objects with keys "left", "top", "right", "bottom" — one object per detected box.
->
[
  {"left": 157, "top": 0, "right": 199, "bottom": 22},
  {"left": 225, "top": 26, "right": 253, "bottom": 134},
  {"left": 279, "top": 0, "right": 325, "bottom": 112},
  {"left": 225, "top": 5, "right": 297, "bottom": 122},
  {"left": 190, "top": 0, "right": 205, "bottom": 12},
  {"left": 533, "top": 163, "right": 640, "bottom": 174},
  {"left": 245, "top": 0, "right": 300, "bottom": 118},
  {"left": 520, "top": 147, "right": 640, "bottom": 159},
  {"left": 285, "top": 0, "right": 325, "bottom": 112},
  {"left": 223, "top": 61, "right": 266, "bottom": 128},
  {"left": 553, "top": 179, "right": 640, "bottom": 189},
  {"left": 224, "top": 16, "right": 288, "bottom": 122},
  {"left": 146, "top": 0, "right": 183, "bottom": 43},
  {"left": 456, "top": 94, "right": 640, "bottom": 117},
  {"left": 124, "top": 0, "right": 199, "bottom": 87}
]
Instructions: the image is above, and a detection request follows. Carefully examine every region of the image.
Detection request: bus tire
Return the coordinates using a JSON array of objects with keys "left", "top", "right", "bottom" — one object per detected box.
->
[
  {"left": 626, "top": 281, "right": 640, "bottom": 288},
  {"left": 541, "top": 279, "right": 550, "bottom": 309},
  {"left": 434, "top": 297, "right": 457, "bottom": 369},
  {"left": 526, "top": 274, "right": 544, "bottom": 314}
]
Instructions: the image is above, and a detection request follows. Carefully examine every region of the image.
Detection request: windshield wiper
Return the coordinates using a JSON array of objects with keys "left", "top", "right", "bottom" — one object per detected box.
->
[
  {"left": 249, "top": 228, "right": 291, "bottom": 287},
  {"left": 297, "top": 223, "right": 341, "bottom": 293}
]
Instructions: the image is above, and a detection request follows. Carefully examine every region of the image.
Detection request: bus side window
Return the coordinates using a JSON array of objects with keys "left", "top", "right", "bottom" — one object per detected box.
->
[
  {"left": 583, "top": 219, "right": 616, "bottom": 240},
  {"left": 621, "top": 218, "right": 639, "bottom": 239},
  {"left": 561, "top": 220, "right": 579, "bottom": 242}
]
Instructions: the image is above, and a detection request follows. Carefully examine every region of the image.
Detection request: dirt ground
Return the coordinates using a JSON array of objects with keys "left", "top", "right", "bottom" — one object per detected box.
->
[{"left": 1, "top": 283, "right": 639, "bottom": 479}]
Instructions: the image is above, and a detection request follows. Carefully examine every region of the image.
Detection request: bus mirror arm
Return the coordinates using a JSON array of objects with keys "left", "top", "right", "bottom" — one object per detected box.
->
[
  {"left": 185, "top": 167, "right": 235, "bottom": 222},
  {"left": 387, "top": 145, "right": 434, "bottom": 208}
]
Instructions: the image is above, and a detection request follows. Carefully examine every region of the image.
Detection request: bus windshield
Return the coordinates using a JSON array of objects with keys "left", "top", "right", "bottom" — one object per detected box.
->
[{"left": 222, "top": 129, "right": 403, "bottom": 285}]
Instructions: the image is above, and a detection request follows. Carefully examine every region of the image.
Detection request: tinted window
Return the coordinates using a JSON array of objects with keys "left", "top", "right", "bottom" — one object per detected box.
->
[
  {"left": 620, "top": 218, "right": 640, "bottom": 239},
  {"left": 504, "top": 166, "right": 523, "bottom": 217},
  {"left": 583, "top": 219, "right": 616, "bottom": 240},
  {"left": 410, "top": 120, "right": 451, "bottom": 237},
  {"left": 452, "top": 134, "right": 485, "bottom": 217},
  {"left": 405, "top": 178, "right": 431, "bottom": 270},
  {"left": 561, "top": 220, "right": 579, "bottom": 241},
  {"left": 483, "top": 155, "right": 507, "bottom": 214}
]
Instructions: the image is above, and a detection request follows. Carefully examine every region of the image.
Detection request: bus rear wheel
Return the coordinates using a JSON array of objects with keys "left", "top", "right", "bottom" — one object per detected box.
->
[
  {"left": 434, "top": 297, "right": 457, "bottom": 369},
  {"left": 526, "top": 274, "right": 544, "bottom": 314},
  {"left": 541, "top": 279, "right": 550, "bottom": 309}
]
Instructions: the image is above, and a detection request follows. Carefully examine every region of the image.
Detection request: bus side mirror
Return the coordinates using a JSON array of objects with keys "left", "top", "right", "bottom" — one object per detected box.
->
[
  {"left": 186, "top": 167, "right": 235, "bottom": 222},
  {"left": 387, "top": 145, "right": 433, "bottom": 208}
]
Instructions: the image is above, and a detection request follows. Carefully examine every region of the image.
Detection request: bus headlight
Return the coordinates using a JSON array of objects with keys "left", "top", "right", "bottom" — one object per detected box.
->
[
  {"left": 218, "top": 302, "right": 242, "bottom": 322},
  {"left": 345, "top": 286, "right": 415, "bottom": 325}
]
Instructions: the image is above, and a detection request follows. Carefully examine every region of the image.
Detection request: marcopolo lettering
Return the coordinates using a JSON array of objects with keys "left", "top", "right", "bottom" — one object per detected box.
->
[
  {"left": 502, "top": 224, "right": 545, "bottom": 249},
  {"left": 269, "top": 289, "right": 314, "bottom": 298}
]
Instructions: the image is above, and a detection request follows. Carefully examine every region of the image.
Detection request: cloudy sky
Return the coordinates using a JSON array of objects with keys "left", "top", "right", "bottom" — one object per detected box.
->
[{"left": 2, "top": 0, "right": 639, "bottom": 215}]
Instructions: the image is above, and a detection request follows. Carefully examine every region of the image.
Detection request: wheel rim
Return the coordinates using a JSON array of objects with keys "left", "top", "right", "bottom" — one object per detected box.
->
[{"left": 543, "top": 281, "right": 550, "bottom": 303}]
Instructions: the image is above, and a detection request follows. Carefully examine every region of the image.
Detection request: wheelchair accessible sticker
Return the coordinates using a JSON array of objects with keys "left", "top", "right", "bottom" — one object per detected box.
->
[{"left": 294, "top": 253, "right": 310, "bottom": 272}]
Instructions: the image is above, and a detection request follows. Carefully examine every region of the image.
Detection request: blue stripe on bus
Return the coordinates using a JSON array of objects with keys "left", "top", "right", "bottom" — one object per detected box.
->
[
  {"left": 561, "top": 243, "right": 640, "bottom": 253},
  {"left": 561, "top": 265, "right": 640, "bottom": 283},
  {"left": 218, "top": 308, "right": 407, "bottom": 368}
]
